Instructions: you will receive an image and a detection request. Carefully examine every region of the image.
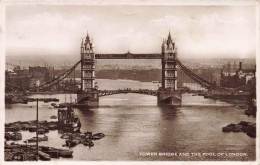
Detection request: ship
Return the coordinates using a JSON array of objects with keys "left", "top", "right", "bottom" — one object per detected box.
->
[{"left": 58, "top": 105, "right": 81, "bottom": 133}]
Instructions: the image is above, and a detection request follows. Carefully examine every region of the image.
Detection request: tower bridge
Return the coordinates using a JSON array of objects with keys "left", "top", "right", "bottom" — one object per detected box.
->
[
  {"left": 76, "top": 32, "right": 206, "bottom": 108},
  {"left": 6, "top": 32, "right": 216, "bottom": 107}
]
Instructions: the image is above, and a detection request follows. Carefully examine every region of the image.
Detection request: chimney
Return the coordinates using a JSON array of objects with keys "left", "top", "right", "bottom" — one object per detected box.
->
[{"left": 239, "top": 62, "right": 242, "bottom": 71}]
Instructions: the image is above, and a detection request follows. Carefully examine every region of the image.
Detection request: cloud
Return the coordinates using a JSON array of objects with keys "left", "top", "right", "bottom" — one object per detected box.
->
[
  {"left": 6, "top": 12, "right": 93, "bottom": 54},
  {"left": 149, "top": 13, "right": 255, "bottom": 58},
  {"left": 6, "top": 6, "right": 256, "bottom": 58}
]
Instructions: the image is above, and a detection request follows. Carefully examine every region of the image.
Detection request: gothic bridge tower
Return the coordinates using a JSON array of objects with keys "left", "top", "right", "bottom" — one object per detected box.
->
[
  {"left": 162, "top": 32, "right": 177, "bottom": 90},
  {"left": 77, "top": 33, "right": 99, "bottom": 107},
  {"left": 158, "top": 32, "right": 182, "bottom": 106}
]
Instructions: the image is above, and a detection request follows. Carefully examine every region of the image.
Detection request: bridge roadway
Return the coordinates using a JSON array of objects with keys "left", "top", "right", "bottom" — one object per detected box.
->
[{"left": 98, "top": 89, "right": 158, "bottom": 97}]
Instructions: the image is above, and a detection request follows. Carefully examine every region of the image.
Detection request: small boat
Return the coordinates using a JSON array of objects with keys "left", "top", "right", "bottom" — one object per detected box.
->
[
  {"left": 27, "top": 98, "right": 35, "bottom": 102},
  {"left": 50, "top": 115, "right": 57, "bottom": 119},
  {"left": 29, "top": 126, "right": 37, "bottom": 132},
  {"left": 48, "top": 124, "right": 58, "bottom": 130},
  {"left": 5, "top": 132, "right": 12, "bottom": 141},
  {"left": 60, "top": 133, "right": 72, "bottom": 139},
  {"left": 11, "top": 132, "right": 22, "bottom": 141},
  {"left": 82, "top": 139, "right": 94, "bottom": 147},
  {"left": 56, "top": 104, "right": 66, "bottom": 108},
  {"left": 65, "top": 139, "right": 80, "bottom": 147},
  {"left": 38, "top": 151, "right": 51, "bottom": 160},
  {"left": 84, "top": 131, "right": 92, "bottom": 139},
  {"left": 28, "top": 135, "right": 48, "bottom": 143},
  {"left": 20, "top": 101, "right": 28, "bottom": 104},
  {"left": 53, "top": 98, "right": 59, "bottom": 102},
  {"left": 51, "top": 103, "right": 56, "bottom": 106},
  {"left": 5, "top": 127, "right": 20, "bottom": 132},
  {"left": 59, "top": 150, "right": 73, "bottom": 158},
  {"left": 38, "top": 128, "right": 48, "bottom": 135},
  {"left": 21, "top": 124, "right": 31, "bottom": 131},
  {"left": 91, "top": 133, "right": 105, "bottom": 140}
]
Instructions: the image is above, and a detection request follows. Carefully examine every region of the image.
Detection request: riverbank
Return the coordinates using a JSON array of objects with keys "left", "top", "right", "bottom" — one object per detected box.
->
[{"left": 5, "top": 95, "right": 60, "bottom": 104}]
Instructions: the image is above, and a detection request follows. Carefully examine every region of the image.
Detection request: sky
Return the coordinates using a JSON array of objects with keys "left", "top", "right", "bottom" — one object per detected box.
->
[{"left": 6, "top": 4, "right": 257, "bottom": 59}]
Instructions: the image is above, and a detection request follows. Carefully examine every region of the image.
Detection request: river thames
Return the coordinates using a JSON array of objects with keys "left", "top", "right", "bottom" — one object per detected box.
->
[{"left": 5, "top": 79, "right": 255, "bottom": 161}]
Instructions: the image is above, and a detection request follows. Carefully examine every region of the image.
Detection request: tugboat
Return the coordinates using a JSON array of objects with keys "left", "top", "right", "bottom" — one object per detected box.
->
[{"left": 58, "top": 104, "right": 81, "bottom": 133}]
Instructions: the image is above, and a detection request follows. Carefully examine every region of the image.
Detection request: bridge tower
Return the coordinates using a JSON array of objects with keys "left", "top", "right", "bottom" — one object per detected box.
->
[
  {"left": 77, "top": 33, "right": 99, "bottom": 107},
  {"left": 158, "top": 32, "right": 182, "bottom": 106}
]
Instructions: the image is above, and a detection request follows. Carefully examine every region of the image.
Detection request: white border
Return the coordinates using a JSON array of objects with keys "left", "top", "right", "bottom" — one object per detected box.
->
[{"left": 0, "top": 0, "right": 259, "bottom": 165}]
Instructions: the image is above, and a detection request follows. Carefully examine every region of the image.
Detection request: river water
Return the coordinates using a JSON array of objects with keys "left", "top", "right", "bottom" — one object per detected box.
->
[{"left": 5, "top": 79, "right": 255, "bottom": 161}]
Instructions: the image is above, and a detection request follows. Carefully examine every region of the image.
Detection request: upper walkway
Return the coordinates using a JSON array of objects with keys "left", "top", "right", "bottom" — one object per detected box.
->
[{"left": 95, "top": 53, "right": 161, "bottom": 59}]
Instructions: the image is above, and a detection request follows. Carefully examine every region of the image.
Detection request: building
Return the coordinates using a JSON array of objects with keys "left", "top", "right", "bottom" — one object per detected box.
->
[
  {"left": 6, "top": 66, "right": 30, "bottom": 88},
  {"left": 6, "top": 65, "right": 55, "bottom": 89},
  {"left": 220, "top": 61, "right": 255, "bottom": 88},
  {"left": 29, "top": 66, "right": 52, "bottom": 87}
]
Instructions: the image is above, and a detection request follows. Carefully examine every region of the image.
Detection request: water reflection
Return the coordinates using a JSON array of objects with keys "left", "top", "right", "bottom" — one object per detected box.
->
[{"left": 159, "top": 105, "right": 181, "bottom": 120}]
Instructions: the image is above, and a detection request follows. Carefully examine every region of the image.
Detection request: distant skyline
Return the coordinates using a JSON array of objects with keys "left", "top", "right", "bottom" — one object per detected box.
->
[{"left": 6, "top": 4, "right": 257, "bottom": 59}]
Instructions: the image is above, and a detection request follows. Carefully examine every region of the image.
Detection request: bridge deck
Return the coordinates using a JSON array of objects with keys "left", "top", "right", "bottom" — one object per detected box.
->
[{"left": 98, "top": 89, "right": 158, "bottom": 97}]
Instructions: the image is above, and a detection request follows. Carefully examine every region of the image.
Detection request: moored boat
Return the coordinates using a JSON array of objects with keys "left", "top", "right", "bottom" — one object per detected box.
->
[
  {"left": 82, "top": 139, "right": 94, "bottom": 147},
  {"left": 91, "top": 133, "right": 105, "bottom": 140},
  {"left": 28, "top": 135, "right": 48, "bottom": 143},
  {"left": 11, "top": 132, "right": 22, "bottom": 141},
  {"left": 50, "top": 115, "right": 57, "bottom": 119}
]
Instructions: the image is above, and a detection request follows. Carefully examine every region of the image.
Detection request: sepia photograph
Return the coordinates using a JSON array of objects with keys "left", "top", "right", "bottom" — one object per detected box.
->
[{"left": 2, "top": 0, "right": 258, "bottom": 162}]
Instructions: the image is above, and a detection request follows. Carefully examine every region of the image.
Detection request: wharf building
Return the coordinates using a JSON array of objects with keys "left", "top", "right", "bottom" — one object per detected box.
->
[
  {"left": 5, "top": 66, "right": 55, "bottom": 89},
  {"left": 220, "top": 61, "right": 255, "bottom": 88}
]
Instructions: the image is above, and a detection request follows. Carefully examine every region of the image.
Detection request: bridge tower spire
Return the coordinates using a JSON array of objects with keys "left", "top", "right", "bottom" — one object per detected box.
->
[{"left": 77, "top": 33, "right": 99, "bottom": 107}]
